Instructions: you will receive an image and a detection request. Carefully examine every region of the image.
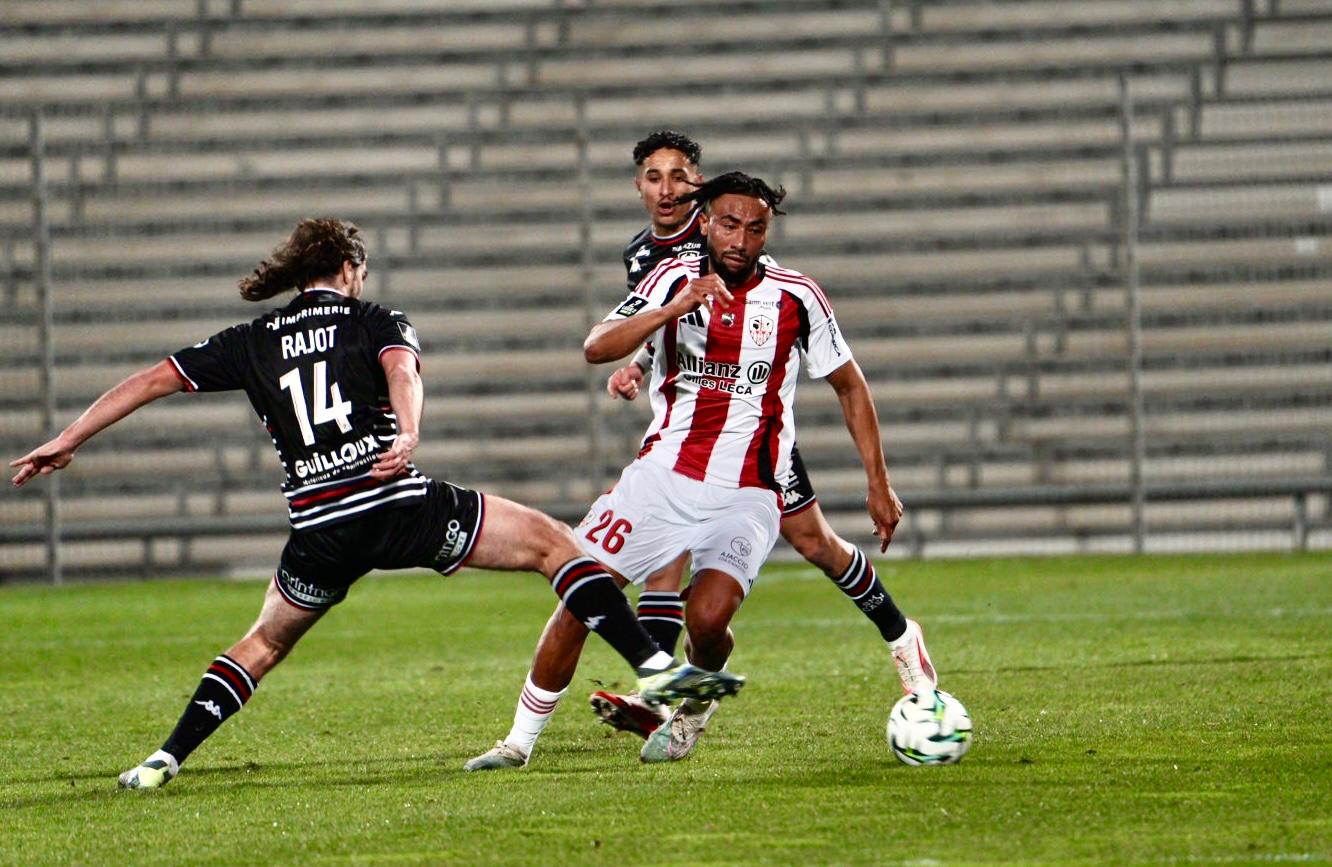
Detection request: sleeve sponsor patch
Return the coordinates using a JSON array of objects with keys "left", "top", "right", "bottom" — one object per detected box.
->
[
  {"left": 397, "top": 322, "right": 420, "bottom": 351},
  {"left": 615, "top": 296, "right": 649, "bottom": 318}
]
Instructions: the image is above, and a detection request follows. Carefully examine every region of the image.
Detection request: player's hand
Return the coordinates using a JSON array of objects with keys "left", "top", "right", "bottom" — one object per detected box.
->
[
  {"left": 867, "top": 482, "right": 904, "bottom": 553},
  {"left": 607, "top": 364, "right": 644, "bottom": 400},
  {"left": 10, "top": 436, "right": 75, "bottom": 487},
  {"left": 666, "top": 273, "right": 732, "bottom": 319},
  {"left": 371, "top": 431, "right": 418, "bottom": 481}
]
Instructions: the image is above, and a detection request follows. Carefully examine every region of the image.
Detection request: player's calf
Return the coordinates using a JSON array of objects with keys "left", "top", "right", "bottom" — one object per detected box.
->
[
  {"left": 829, "top": 547, "right": 909, "bottom": 644},
  {"left": 117, "top": 653, "right": 261, "bottom": 789}
]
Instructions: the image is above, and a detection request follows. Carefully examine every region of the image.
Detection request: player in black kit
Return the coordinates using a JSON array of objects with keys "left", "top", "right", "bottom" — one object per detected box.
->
[{"left": 9, "top": 218, "right": 743, "bottom": 789}]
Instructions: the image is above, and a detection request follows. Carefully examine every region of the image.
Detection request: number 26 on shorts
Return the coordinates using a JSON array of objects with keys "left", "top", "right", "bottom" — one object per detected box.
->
[{"left": 584, "top": 509, "right": 632, "bottom": 554}]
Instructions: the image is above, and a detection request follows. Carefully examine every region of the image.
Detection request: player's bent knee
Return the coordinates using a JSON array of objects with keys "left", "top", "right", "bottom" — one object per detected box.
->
[{"left": 531, "top": 511, "right": 578, "bottom": 557}]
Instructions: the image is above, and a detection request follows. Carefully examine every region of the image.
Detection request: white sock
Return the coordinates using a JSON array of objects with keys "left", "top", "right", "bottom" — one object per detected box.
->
[
  {"left": 639, "top": 650, "right": 674, "bottom": 672},
  {"left": 145, "top": 749, "right": 179, "bottom": 775},
  {"left": 504, "top": 673, "right": 565, "bottom": 756}
]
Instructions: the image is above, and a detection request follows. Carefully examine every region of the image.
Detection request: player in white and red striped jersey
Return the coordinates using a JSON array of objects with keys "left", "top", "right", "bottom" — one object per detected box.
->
[
  {"left": 619, "top": 253, "right": 832, "bottom": 489},
  {"left": 468, "top": 135, "right": 936, "bottom": 771},
  {"left": 467, "top": 172, "right": 914, "bottom": 769},
  {"left": 595, "top": 171, "right": 908, "bottom": 762}
]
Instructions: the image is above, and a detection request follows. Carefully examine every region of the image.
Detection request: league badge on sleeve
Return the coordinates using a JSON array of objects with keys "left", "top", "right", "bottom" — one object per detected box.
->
[
  {"left": 615, "top": 296, "right": 649, "bottom": 318},
  {"left": 398, "top": 322, "right": 421, "bottom": 351}
]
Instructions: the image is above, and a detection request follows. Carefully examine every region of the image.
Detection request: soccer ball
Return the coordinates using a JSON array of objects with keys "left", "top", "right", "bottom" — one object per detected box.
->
[{"left": 887, "top": 689, "right": 973, "bottom": 766}]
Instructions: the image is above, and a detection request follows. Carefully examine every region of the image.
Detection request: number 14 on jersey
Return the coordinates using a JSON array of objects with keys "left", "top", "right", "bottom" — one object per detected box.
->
[{"left": 279, "top": 360, "right": 353, "bottom": 446}]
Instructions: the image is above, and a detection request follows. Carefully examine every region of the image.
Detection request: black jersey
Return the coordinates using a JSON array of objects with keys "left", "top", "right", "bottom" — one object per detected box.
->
[
  {"left": 169, "top": 288, "right": 427, "bottom": 531},
  {"left": 622, "top": 208, "right": 706, "bottom": 292}
]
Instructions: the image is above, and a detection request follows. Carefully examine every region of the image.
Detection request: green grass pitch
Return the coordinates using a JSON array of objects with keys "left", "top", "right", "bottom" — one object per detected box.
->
[{"left": 2, "top": 552, "right": 1329, "bottom": 865}]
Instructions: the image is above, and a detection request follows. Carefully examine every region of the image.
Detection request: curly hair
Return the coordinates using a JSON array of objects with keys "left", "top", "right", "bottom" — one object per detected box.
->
[
  {"left": 632, "top": 129, "right": 703, "bottom": 166},
  {"left": 677, "top": 170, "right": 787, "bottom": 216},
  {"left": 238, "top": 218, "right": 366, "bottom": 302}
]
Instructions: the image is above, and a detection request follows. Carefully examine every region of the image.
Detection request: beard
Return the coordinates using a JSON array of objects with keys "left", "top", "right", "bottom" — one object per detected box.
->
[{"left": 710, "top": 249, "right": 755, "bottom": 285}]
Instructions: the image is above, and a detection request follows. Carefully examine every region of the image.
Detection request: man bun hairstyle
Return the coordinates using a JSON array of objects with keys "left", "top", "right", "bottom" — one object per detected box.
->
[
  {"left": 238, "top": 217, "right": 366, "bottom": 302},
  {"left": 633, "top": 129, "right": 703, "bottom": 166},
  {"left": 678, "top": 170, "right": 787, "bottom": 216}
]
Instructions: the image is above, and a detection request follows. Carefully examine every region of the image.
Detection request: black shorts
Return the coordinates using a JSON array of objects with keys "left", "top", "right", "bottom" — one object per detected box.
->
[
  {"left": 779, "top": 445, "right": 818, "bottom": 518},
  {"left": 274, "top": 479, "right": 485, "bottom": 610}
]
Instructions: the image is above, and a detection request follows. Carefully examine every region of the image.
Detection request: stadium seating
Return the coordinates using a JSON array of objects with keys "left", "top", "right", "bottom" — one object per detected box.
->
[{"left": 1, "top": 0, "right": 1329, "bottom": 577}]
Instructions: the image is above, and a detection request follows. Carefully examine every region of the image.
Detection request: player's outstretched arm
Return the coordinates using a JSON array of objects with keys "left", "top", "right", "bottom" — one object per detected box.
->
[
  {"left": 825, "top": 359, "right": 904, "bottom": 553},
  {"left": 10, "top": 359, "right": 185, "bottom": 487},
  {"left": 371, "top": 347, "right": 421, "bottom": 481},
  {"left": 584, "top": 274, "right": 732, "bottom": 364}
]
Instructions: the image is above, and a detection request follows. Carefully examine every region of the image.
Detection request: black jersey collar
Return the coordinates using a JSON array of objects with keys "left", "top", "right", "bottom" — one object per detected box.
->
[
  {"left": 300, "top": 286, "right": 347, "bottom": 299},
  {"left": 650, "top": 208, "right": 702, "bottom": 245}
]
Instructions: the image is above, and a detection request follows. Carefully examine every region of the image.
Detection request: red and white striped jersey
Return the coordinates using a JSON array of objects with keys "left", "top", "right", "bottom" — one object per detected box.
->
[{"left": 604, "top": 257, "right": 853, "bottom": 492}]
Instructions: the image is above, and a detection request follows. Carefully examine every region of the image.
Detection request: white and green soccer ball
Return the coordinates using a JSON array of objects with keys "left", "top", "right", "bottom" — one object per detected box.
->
[{"left": 887, "top": 688, "right": 973, "bottom": 766}]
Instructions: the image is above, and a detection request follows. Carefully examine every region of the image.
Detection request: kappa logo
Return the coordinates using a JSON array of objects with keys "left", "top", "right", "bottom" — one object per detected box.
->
[
  {"left": 628, "top": 246, "right": 653, "bottom": 274},
  {"left": 720, "top": 312, "right": 736, "bottom": 327},
  {"left": 748, "top": 315, "right": 774, "bottom": 346},
  {"left": 584, "top": 615, "right": 605, "bottom": 630},
  {"left": 859, "top": 592, "right": 887, "bottom": 613},
  {"left": 195, "top": 699, "right": 223, "bottom": 720}
]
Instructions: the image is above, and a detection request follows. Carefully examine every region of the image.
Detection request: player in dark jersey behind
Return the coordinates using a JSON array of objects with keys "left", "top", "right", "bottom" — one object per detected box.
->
[{"left": 9, "top": 217, "right": 742, "bottom": 790}]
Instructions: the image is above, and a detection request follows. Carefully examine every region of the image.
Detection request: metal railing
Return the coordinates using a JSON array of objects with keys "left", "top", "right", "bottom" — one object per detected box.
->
[{"left": 4, "top": 3, "right": 1331, "bottom": 582}]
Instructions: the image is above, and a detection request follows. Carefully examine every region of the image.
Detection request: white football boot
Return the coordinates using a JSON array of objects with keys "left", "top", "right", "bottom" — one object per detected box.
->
[
  {"left": 117, "top": 751, "right": 179, "bottom": 790},
  {"left": 890, "top": 619, "right": 938, "bottom": 695},
  {"left": 639, "top": 698, "right": 720, "bottom": 763},
  {"left": 463, "top": 741, "right": 528, "bottom": 772}
]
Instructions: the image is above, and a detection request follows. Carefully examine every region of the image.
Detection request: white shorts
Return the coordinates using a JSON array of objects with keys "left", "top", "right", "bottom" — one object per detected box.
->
[{"left": 575, "top": 459, "right": 781, "bottom": 596}]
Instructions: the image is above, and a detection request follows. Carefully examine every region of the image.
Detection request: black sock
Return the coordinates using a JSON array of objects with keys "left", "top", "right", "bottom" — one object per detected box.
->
[
  {"left": 552, "top": 557, "right": 662, "bottom": 669},
  {"left": 636, "top": 590, "right": 684, "bottom": 656},
  {"left": 161, "top": 654, "right": 258, "bottom": 764},
  {"left": 831, "top": 548, "right": 908, "bottom": 643}
]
